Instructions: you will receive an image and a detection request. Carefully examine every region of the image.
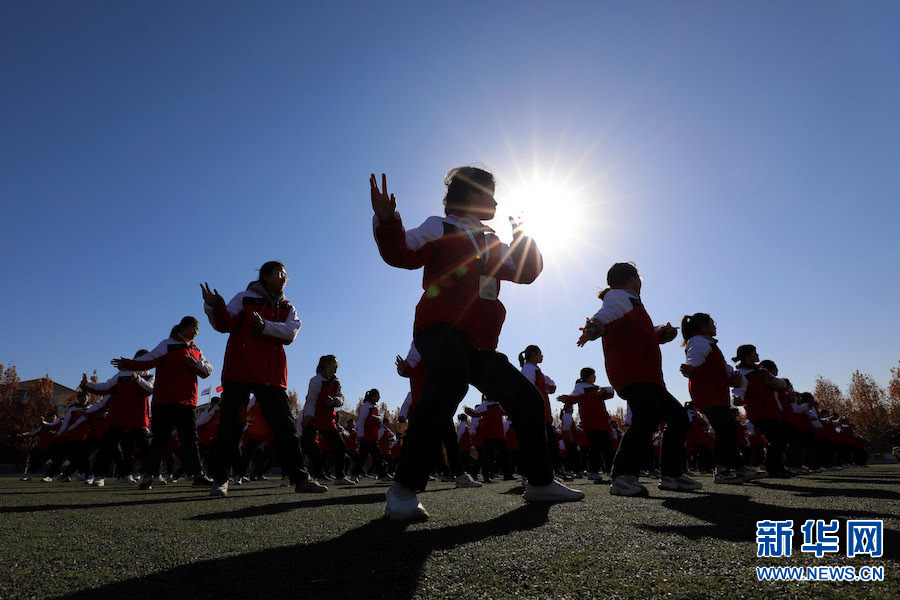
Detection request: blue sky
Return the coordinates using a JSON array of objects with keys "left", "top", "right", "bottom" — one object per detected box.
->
[{"left": 2, "top": 2, "right": 898, "bottom": 416}]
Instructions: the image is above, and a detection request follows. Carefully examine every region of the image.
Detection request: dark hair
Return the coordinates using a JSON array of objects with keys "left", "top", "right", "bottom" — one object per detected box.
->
[
  {"left": 363, "top": 389, "right": 379, "bottom": 403},
  {"left": 518, "top": 345, "right": 541, "bottom": 367},
  {"left": 458, "top": 413, "right": 468, "bottom": 421},
  {"left": 170, "top": 316, "right": 199, "bottom": 339},
  {"left": 316, "top": 355, "right": 338, "bottom": 375},
  {"left": 732, "top": 344, "right": 757, "bottom": 363},
  {"left": 609, "top": 419, "right": 618, "bottom": 428},
  {"left": 258, "top": 261, "right": 286, "bottom": 281},
  {"left": 133, "top": 349, "right": 149, "bottom": 359},
  {"left": 599, "top": 262, "right": 639, "bottom": 298},
  {"left": 443, "top": 166, "right": 495, "bottom": 216},
  {"left": 758, "top": 359, "right": 777, "bottom": 374},
  {"left": 680, "top": 313, "right": 713, "bottom": 345},
  {"left": 578, "top": 367, "right": 595, "bottom": 382}
]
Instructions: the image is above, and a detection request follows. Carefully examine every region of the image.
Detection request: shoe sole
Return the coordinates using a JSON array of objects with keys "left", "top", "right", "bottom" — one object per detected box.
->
[{"left": 610, "top": 487, "right": 649, "bottom": 497}]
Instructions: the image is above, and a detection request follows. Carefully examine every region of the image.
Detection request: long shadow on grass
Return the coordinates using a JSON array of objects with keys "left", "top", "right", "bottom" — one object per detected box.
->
[
  {"left": 749, "top": 480, "right": 900, "bottom": 502},
  {"left": 58, "top": 503, "right": 552, "bottom": 600},
  {"left": 0, "top": 493, "right": 275, "bottom": 514},
  {"left": 637, "top": 492, "right": 899, "bottom": 560},
  {"left": 188, "top": 492, "right": 385, "bottom": 520}
]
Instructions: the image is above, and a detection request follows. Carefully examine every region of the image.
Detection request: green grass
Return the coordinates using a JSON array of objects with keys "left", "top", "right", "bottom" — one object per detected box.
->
[{"left": 1, "top": 465, "right": 897, "bottom": 599}]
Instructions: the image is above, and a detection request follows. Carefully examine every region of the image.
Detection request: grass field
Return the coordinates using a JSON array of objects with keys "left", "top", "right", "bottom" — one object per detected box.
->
[{"left": 1, "top": 465, "right": 897, "bottom": 600}]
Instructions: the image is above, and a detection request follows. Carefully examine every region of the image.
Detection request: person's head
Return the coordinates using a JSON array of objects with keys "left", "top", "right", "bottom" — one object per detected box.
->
[
  {"left": 458, "top": 413, "right": 468, "bottom": 422},
  {"left": 364, "top": 389, "right": 380, "bottom": 404},
  {"left": 563, "top": 404, "right": 573, "bottom": 414},
  {"left": 609, "top": 419, "right": 618, "bottom": 429},
  {"left": 316, "top": 355, "right": 339, "bottom": 377},
  {"left": 170, "top": 316, "right": 200, "bottom": 341},
  {"left": 759, "top": 359, "right": 778, "bottom": 375},
  {"left": 578, "top": 367, "right": 596, "bottom": 384},
  {"left": 680, "top": 313, "right": 715, "bottom": 344},
  {"left": 443, "top": 166, "right": 496, "bottom": 220},
  {"left": 258, "top": 261, "right": 288, "bottom": 295},
  {"left": 732, "top": 344, "right": 758, "bottom": 365},
  {"left": 608, "top": 261, "right": 641, "bottom": 291},
  {"left": 134, "top": 349, "right": 149, "bottom": 359},
  {"left": 518, "top": 345, "right": 542, "bottom": 367},
  {"left": 211, "top": 396, "right": 221, "bottom": 406}
]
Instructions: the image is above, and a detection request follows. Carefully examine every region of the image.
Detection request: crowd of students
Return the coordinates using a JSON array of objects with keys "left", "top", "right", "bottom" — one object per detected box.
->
[{"left": 15, "top": 166, "right": 871, "bottom": 522}]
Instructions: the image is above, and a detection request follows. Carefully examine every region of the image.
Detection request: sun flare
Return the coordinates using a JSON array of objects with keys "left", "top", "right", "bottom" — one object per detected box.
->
[{"left": 496, "top": 177, "right": 584, "bottom": 254}]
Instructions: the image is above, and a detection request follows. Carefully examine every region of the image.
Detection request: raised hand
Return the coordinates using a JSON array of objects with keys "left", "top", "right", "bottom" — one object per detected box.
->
[
  {"left": 201, "top": 282, "right": 223, "bottom": 306},
  {"left": 395, "top": 354, "right": 411, "bottom": 377},
  {"left": 370, "top": 173, "right": 397, "bottom": 222},
  {"left": 509, "top": 215, "right": 525, "bottom": 238}
]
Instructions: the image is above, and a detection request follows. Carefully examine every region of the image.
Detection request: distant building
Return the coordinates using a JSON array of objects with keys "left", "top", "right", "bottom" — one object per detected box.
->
[{"left": 17, "top": 380, "right": 77, "bottom": 417}]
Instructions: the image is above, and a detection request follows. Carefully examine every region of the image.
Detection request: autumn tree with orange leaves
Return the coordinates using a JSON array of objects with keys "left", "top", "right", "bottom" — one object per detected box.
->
[{"left": 815, "top": 369, "right": 900, "bottom": 452}]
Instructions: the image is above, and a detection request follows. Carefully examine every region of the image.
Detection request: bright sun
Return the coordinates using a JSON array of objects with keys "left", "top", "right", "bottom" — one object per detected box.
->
[{"left": 496, "top": 177, "right": 584, "bottom": 254}]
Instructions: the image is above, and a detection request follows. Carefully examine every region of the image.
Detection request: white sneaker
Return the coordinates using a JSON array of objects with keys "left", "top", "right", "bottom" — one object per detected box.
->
[
  {"left": 609, "top": 475, "right": 649, "bottom": 497},
  {"left": 42, "top": 476, "right": 53, "bottom": 483},
  {"left": 210, "top": 481, "right": 229, "bottom": 498},
  {"left": 714, "top": 470, "right": 742, "bottom": 485},
  {"left": 333, "top": 476, "right": 357, "bottom": 486},
  {"left": 384, "top": 483, "right": 429, "bottom": 521},
  {"left": 85, "top": 476, "right": 95, "bottom": 485},
  {"left": 152, "top": 475, "right": 168, "bottom": 486},
  {"left": 20, "top": 475, "right": 32, "bottom": 481},
  {"left": 122, "top": 474, "right": 138, "bottom": 484},
  {"left": 93, "top": 478, "right": 105, "bottom": 487},
  {"left": 659, "top": 474, "right": 703, "bottom": 491},
  {"left": 455, "top": 473, "right": 483, "bottom": 488},
  {"left": 295, "top": 479, "right": 329, "bottom": 493},
  {"left": 522, "top": 480, "right": 584, "bottom": 503},
  {"left": 737, "top": 467, "right": 767, "bottom": 481}
]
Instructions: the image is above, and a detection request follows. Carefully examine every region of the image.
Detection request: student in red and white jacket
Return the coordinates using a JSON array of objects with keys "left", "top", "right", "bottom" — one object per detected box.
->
[
  {"left": 301, "top": 355, "right": 353, "bottom": 485},
  {"left": 81, "top": 355, "right": 154, "bottom": 485},
  {"left": 18, "top": 414, "right": 62, "bottom": 481},
  {"left": 353, "top": 389, "right": 386, "bottom": 479},
  {"left": 557, "top": 367, "right": 615, "bottom": 480},
  {"left": 467, "top": 396, "right": 512, "bottom": 481},
  {"left": 519, "top": 345, "right": 561, "bottom": 474},
  {"left": 371, "top": 168, "right": 582, "bottom": 520},
  {"left": 732, "top": 345, "right": 789, "bottom": 477},
  {"left": 202, "top": 261, "right": 324, "bottom": 497},
  {"left": 678, "top": 313, "right": 753, "bottom": 484},
  {"left": 577, "top": 262, "right": 700, "bottom": 497},
  {"left": 113, "top": 316, "right": 213, "bottom": 490}
]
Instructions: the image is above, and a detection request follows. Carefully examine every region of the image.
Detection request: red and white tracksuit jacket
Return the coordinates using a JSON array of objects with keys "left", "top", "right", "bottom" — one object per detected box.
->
[
  {"left": 590, "top": 288, "right": 666, "bottom": 391},
  {"left": 683, "top": 335, "right": 733, "bottom": 411},
  {"left": 303, "top": 374, "right": 344, "bottom": 431},
  {"left": 118, "top": 337, "right": 212, "bottom": 407},
  {"left": 204, "top": 286, "right": 301, "bottom": 388},
  {"left": 356, "top": 402, "right": 382, "bottom": 443},
  {"left": 373, "top": 212, "right": 542, "bottom": 351},
  {"left": 522, "top": 362, "right": 556, "bottom": 423},
  {"left": 566, "top": 381, "right": 614, "bottom": 432},
  {"left": 83, "top": 370, "right": 154, "bottom": 429}
]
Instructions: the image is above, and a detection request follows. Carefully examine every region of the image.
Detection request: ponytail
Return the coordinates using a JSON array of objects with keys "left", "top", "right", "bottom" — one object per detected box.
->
[
  {"left": 680, "top": 313, "right": 712, "bottom": 346},
  {"left": 170, "top": 316, "right": 198, "bottom": 339},
  {"left": 518, "top": 345, "right": 541, "bottom": 367}
]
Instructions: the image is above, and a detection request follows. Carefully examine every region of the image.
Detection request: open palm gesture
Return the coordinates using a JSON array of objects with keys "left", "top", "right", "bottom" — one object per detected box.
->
[{"left": 370, "top": 173, "right": 396, "bottom": 222}]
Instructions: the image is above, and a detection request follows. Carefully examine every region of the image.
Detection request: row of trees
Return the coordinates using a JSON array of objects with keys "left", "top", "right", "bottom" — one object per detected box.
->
[
  {"left": 0, "top": 365, "right": 57, "bottom": 462},
  {"left": 814, "top": 362, "right": 900, "bottom": 453}
]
